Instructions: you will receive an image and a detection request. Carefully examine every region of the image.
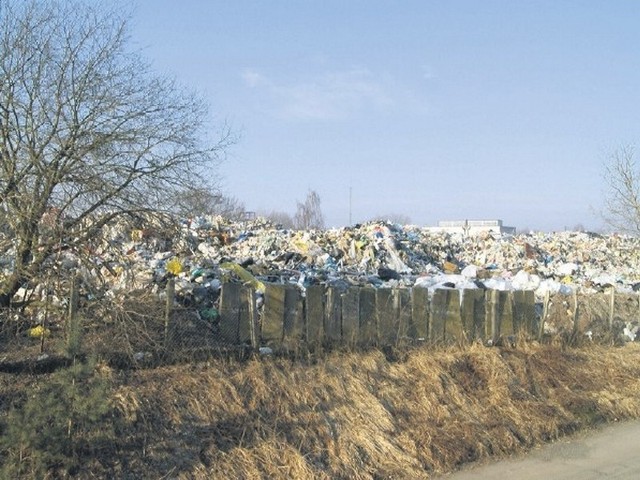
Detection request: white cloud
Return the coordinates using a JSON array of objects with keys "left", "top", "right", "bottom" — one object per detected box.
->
[
  {"left": 241, "top": 68, "right": 267, "bottom": 88},
  {"left": 241, "top": 67, "right": 395, "bottom": 120},
  {"left": 421, "top": 65, "right": 436, "bottom": 80}
]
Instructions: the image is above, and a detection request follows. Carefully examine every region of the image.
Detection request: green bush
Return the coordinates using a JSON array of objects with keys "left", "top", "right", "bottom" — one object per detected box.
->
[{"left": 0, "top": 359, "right": 114, "bottom": 478}]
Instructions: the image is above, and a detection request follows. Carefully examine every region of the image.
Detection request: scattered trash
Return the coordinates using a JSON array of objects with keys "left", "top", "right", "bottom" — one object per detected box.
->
[
  {"left": 166, "top": 257, "right": 184, "bottom": 276},
  {"left": 623, "top": 322, "right": 639, "bottom": 342},
  {"left": 4, "top": 216, "right": 640, "bottom": 308},
  {"left": 199, "top": 307, "right": 219, "bottom": 321},
  {"left": 28, "top": 325, "right": 50, "bottom": 339},
  {"left": 220, "top": 262, "right": 266, "bottom": 293},
  {"left": 377, "top": 267, "right": 401, "bottom": 281}
]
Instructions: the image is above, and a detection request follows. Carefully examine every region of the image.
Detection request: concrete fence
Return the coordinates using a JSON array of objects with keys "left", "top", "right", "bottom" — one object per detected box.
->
[
  {"left": 15, "top": 279, "right": 635, "bottom": 370},
  {"left": 216, "top": 283, "right": 537, "bottom": 351}
]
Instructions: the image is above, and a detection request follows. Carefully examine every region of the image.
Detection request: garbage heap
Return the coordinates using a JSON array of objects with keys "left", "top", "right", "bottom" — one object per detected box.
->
[
  {"left": 2, "top": 215, "right": 640, "bottom": 305},
  {"left": 68, "top": 217, "right": 640, "bottom": 299}
]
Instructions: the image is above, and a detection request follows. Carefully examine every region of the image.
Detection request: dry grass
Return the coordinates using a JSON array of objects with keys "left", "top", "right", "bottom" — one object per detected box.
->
[{"left": 44, "top": 341, "right": 638, "bottom": 479}]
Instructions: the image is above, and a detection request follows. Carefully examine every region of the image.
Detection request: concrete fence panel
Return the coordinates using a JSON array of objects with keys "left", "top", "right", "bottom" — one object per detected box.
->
[
  {"left": 253, "top": 283, "right": 537, "bottom": 351},
  {"left": 461, "top": 289, "right": 485, "bottom": 341},
  {"left": 486, "top": 289, "right": 514, "bottom": 343},
  {"left": 305, "top": 285, "right": 325, "bottom": 346},
  {"left": 411, "top": 287, "right": 430, "bottom": 342},
  {"left": 342, "top": 288, "right": 360, "bottom": 346},
  {"left": 512, "top": 290, "right": 536, "bottom": 336},
  {"left": 283, "top": 286, "right": 304, "bottom": 349},
  {"left": 239, "top": 285, "right": 258, "bottom": 346},
  {"left": 376, "top": 289, "right": 396, "bottom": 344},
  {"left": 219, "top": 282, "right": 242, "bottom": 343},
  {"left": 395, "top": 288, "right": 412, "bottom": 345},
  {"left": 431, "top": 289, "right": 462, "bottom": 343},
  {"left": 262, "top": 284, "right": 286, "bottom": 347},
  {"left": 359, "top": 287, "right": 377, "bottom": 346},
  {"left": 444, "top": 289, "right": 464, "bottom": 342},
  {"left": 325, "top": 287, "right": 342, "bottom": 343}
]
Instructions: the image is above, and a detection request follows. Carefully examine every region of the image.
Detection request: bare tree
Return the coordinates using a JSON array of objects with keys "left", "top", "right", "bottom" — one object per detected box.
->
[
  {"left": 173, "top": 187, "right": 245, "bottom": 220},
  {"left": 211, "top": 194, "right": 246, "bottom": 220},
  {"left": 259, "top": 210, "right": 295, "bottom": 229},
  {"left": 0, "top": 1, "right": 230, "bottom": 307},
  {"left": 602, "top": 145, "right": 640, "bottom": 234},
  {"left": 293, "top": 190, "right": 325, "bottom": 230}
]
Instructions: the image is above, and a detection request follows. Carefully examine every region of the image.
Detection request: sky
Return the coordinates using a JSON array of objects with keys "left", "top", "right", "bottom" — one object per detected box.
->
[{"left": 130, "top": 0, "right": 640, "bottom": 232}]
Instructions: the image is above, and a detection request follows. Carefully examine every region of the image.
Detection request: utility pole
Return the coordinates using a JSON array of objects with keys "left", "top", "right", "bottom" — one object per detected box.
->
[{"left": 349, "top": 186, "right": 352, "bottom": 225}]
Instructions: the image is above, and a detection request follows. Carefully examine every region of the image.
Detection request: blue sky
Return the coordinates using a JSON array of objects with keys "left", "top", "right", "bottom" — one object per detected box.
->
[{"left": 131, "top": 1, "right": 640, "bottom": 231}]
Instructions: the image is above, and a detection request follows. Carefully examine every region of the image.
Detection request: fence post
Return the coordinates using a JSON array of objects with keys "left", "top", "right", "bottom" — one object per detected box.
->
[
  {"left": 325, "top": 287, "right": 342, "bottom": 344},
  {"left": 164, "top": 277, "right": 175, "bottom": 346},
  {"left": 572, "top": 290, "right": 579, "bottom": 338},
  {"left": 487, "top": 289, "right": 500, "bottom": 344},
  {"left": 539, "top": 290, "right": 550, "bottom": 341},
  {"left": 65, "top": 275, "right": 81, "bottom": 357},
  {"left": 247, "top": 288, "right": 258, "bottom": 350},
  {"left": 608, "top": 288, "right": 615, "bottom": 331}
]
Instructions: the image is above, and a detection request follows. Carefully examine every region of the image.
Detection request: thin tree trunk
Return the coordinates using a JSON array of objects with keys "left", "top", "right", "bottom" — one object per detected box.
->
[{"left": 0, "top": 274, "right": 24, "bottom": 308}]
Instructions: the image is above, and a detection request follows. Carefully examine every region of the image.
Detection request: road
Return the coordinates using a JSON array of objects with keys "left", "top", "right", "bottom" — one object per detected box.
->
[{"left": 440, "top": 420, "right": 640, "bottom": 479}]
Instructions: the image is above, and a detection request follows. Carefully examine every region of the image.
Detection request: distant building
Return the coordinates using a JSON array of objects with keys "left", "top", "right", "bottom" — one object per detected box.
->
[
  {"left": 426, "top": 219, "right": 516, "bottom": 236},
  {"left": 241, "top": 211, "right": 257, "bottom": 221}
]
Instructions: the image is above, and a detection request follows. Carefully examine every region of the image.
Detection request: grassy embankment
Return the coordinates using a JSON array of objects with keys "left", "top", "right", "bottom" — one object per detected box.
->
[{"left": 3, "top": 341, "right": 640, "bottom": 478}]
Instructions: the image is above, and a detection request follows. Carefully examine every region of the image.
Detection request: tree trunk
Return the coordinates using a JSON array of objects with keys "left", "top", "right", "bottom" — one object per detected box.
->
[
  {"left": 0, "top": 292, "right": 11, "bottom": 308},
  {"left": 0, "top": 273, "right": 26, "bottom": 308},
  {"left": 0, "top": 239, "right": 35, "bottom": 309}
]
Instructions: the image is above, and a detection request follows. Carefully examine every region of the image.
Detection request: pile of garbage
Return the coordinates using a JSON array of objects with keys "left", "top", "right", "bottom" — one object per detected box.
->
[
  {"left": 72, "top": 217, "right": 640, "bottom": 299},
  {"left": 3, "top": 215, "right": 640, "bottom": 304}
]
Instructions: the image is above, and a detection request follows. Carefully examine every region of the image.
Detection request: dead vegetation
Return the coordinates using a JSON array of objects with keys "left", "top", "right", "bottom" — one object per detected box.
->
[
  {"left": 2, "top": 290, "right": 640, "bottom": 478},
  {"left": 3, "top": 342, "right": 639, "bottom": 478}
]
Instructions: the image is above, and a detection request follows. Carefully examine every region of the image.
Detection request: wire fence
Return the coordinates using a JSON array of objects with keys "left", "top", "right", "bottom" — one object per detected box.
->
[{"left": 1, "top": 277, "right": 638, "bottom": 370}]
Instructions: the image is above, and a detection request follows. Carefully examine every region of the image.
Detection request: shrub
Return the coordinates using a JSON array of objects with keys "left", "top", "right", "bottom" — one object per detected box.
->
[{"left": 0, "top": 359, "right": 114, "bottom": 478}]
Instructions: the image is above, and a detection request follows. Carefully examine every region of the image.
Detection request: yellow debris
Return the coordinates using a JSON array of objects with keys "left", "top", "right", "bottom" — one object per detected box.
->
[
  {"left": 220, "top": 262, "right": 266, "bottom": 293},
  {"left": 131, "top": 229, "right": 144, "bottom": 241},
  {"left": 166, "top": 257, "right": 183, "bottom": 276},
  {"left": 28, "top": 325, "right": 50, "bottom": 338},
  {"left": 443, "top": 261, "right": 458, "bottom": 273},
  {"left": 292, "top": 240, "right": 309, "bottom": 254}
]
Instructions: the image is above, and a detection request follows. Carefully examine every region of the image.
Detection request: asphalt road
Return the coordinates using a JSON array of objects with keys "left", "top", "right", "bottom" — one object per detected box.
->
[{"left": 440, "top": 420, "right": 640, "bottom": 479}]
